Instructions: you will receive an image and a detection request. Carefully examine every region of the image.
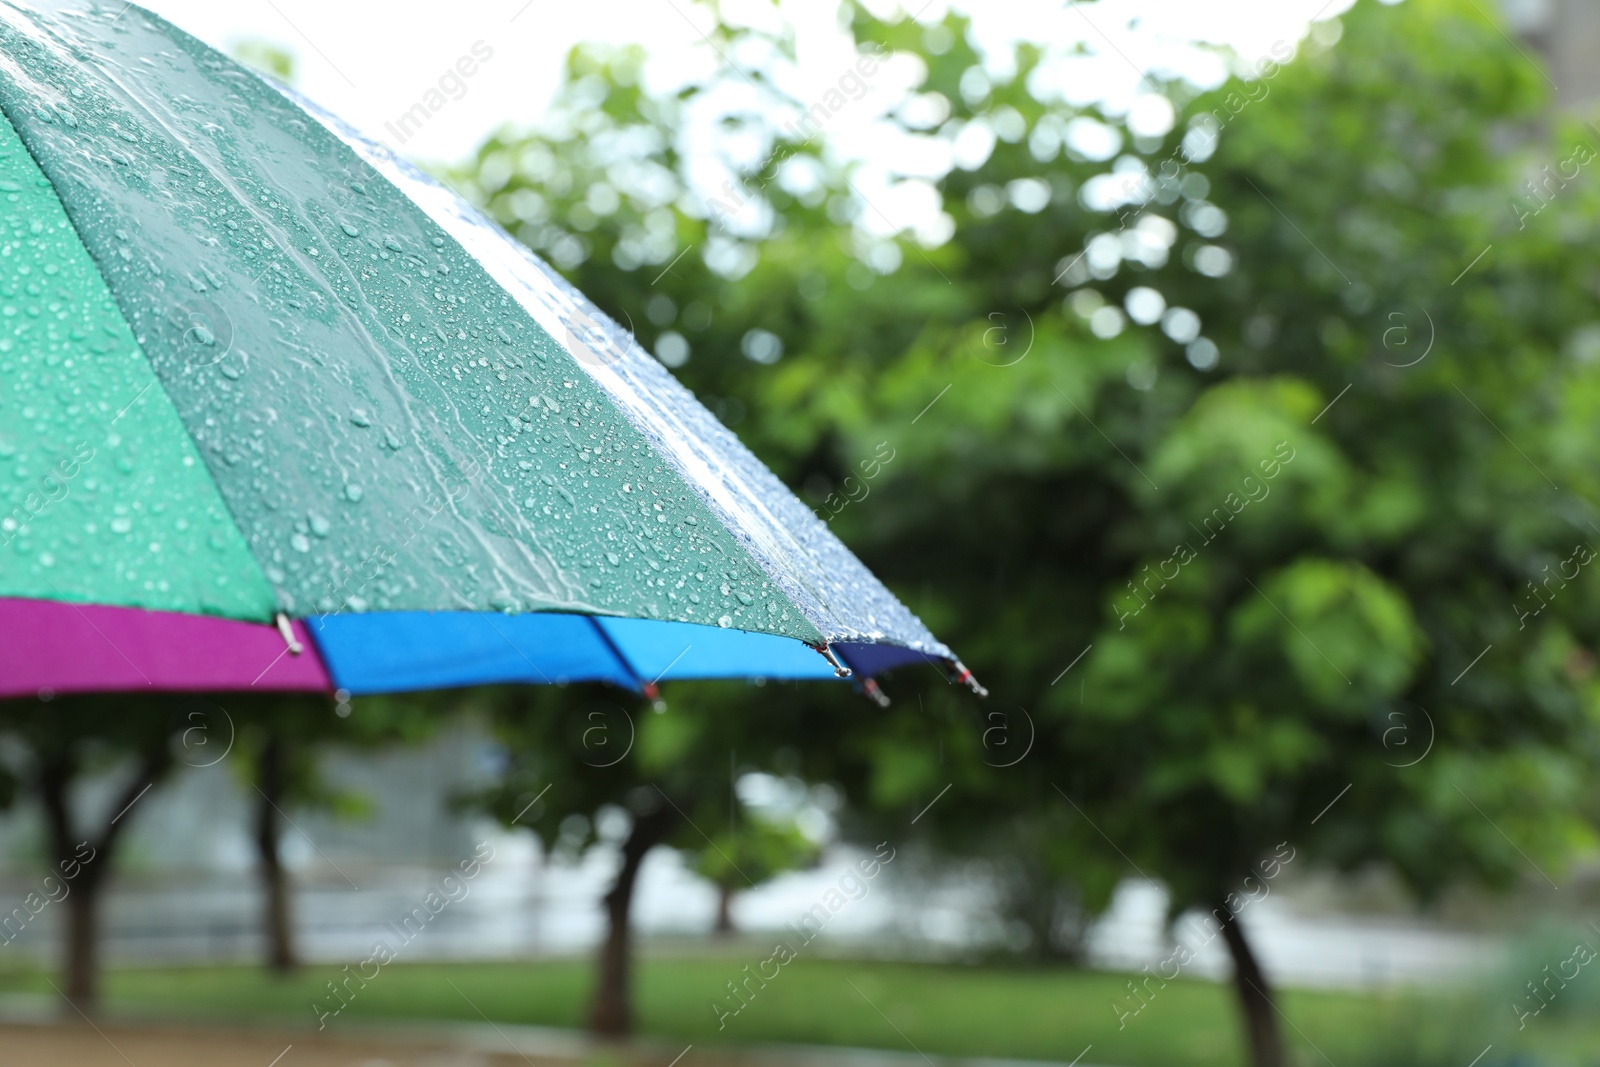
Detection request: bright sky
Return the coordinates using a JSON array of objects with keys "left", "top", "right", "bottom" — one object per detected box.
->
[{"left": 133, "top": 0, "right": 1361, "bottom": 166}]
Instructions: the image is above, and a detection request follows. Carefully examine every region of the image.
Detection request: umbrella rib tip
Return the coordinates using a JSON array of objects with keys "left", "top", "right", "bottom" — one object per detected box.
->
[
  {"left": 950, "top": 660, "right": 987, "bottom": 699},
  {"left": 812, "top": 643, "right": 854, "bottom": 679},
  {"left": 274, "top": 612, "right": 304, "bottom": 656}
]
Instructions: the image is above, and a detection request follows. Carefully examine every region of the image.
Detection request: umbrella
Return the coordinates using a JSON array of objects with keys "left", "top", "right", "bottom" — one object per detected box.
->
[{"left": 0, "top": 0, "right": 982, "bottom": 702}]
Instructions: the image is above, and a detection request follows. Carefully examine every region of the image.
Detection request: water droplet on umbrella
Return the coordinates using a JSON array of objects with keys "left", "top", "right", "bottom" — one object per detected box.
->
[{"left": 0, "top": 26, "right": 869, "bottom": 652}]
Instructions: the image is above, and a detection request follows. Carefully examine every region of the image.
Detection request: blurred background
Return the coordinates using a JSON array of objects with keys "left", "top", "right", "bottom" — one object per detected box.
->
[{"left": 8, "top": 0, "right": 1600, "bottom": 1064}]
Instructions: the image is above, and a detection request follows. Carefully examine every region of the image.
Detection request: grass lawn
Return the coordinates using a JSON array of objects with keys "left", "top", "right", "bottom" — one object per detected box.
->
[{"left": 0, "top": 949, "right": 1591, "bottom": 1066}]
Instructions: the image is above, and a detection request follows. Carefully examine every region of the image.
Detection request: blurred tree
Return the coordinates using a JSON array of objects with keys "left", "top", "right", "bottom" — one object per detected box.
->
[
  {"left": 447, "top": 1, "right": 1600, "bottom": 1064},
  {"left": 230, "top": 692, "right": 438, "bottom": 974},
  {"left": 230, "top": 39, "right": 295, "bottom": 85},
  {"left": 458, "top": 682, "right": 834, "bottom": 1035},
  {"left": 688, "top": 804, "right": 819, "bottom": 936},
  {"left": 979, "top": 811, "right": 1107, "bottom": 963},
  {"left": 0, "top": 695, "right": 182, "bottom": 1008}
]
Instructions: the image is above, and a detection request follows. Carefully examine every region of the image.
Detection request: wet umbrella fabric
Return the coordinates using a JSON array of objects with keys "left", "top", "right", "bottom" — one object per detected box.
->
[{"left": 0, "top": 0, "right": 978, "bottom": 698}]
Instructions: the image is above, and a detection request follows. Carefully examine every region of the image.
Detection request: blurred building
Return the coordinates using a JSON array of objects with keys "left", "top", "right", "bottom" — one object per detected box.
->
[{"left": 1506, "top": 0, "right": 1600, "bottom": 111}]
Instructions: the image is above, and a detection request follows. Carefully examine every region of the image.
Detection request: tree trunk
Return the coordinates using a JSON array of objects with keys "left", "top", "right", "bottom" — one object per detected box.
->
[
  {"left": 1214, "top": 897, "right": 1285, "bottom": 1067},
  {"left": 589, "top": 803, "right": 678, "bottom": 1036},
  {"left": 36, "top": 751, "right": 98, "bottom": 1007},
  {"left": 63, "top": 879, "right": 100, "bottom": 1005},
  {"left": 35, "top": 745, "right": 167, "bottom": 1014},
  {"left": 255, "top": 733, "right": 298, "bottom": 974},
  {"left": 714, "top": 882, "right": 736, "bottom": 937}
]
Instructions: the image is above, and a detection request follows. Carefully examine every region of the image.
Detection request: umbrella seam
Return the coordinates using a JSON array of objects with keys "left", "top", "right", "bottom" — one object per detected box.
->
[
  {"left": 0, "top": 88, "right": 279, "bottom": 623},
  {"left": 584, "top": 615, "right": 646, "bottom": 693}
]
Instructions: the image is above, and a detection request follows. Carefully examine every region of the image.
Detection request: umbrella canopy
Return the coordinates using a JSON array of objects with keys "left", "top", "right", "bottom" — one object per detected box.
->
[{"left": 0, "top": 0, "right": 980, "bottom": 700}]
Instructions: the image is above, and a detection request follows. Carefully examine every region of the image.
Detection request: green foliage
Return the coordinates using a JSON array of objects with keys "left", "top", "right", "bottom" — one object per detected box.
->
[
  {"left": 689, "top": 809, "right": 818, "bottom": 890},
  {"left": 229, "top": 40, "right": 295, "bottom": 85},
  {"left": 454, "top": 681, "right": 832, "bottom": 870},
  {"left": 226, "top": 692, "right": 440, "bottom": 820},
  {"left": 446, "top": 0, "right": 1600, "bottom": 998}
]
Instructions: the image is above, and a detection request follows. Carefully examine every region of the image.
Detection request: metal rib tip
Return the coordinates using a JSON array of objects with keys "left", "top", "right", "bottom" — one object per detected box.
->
[
  {"left": 816, "top": 644, "right": 854, "bottom": 679},
  {"left": 951, "top": 660, "right": 987, "bottom": 698},
  {"left": 274, "top": 612, "right": 304, "bottom": 655}
]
